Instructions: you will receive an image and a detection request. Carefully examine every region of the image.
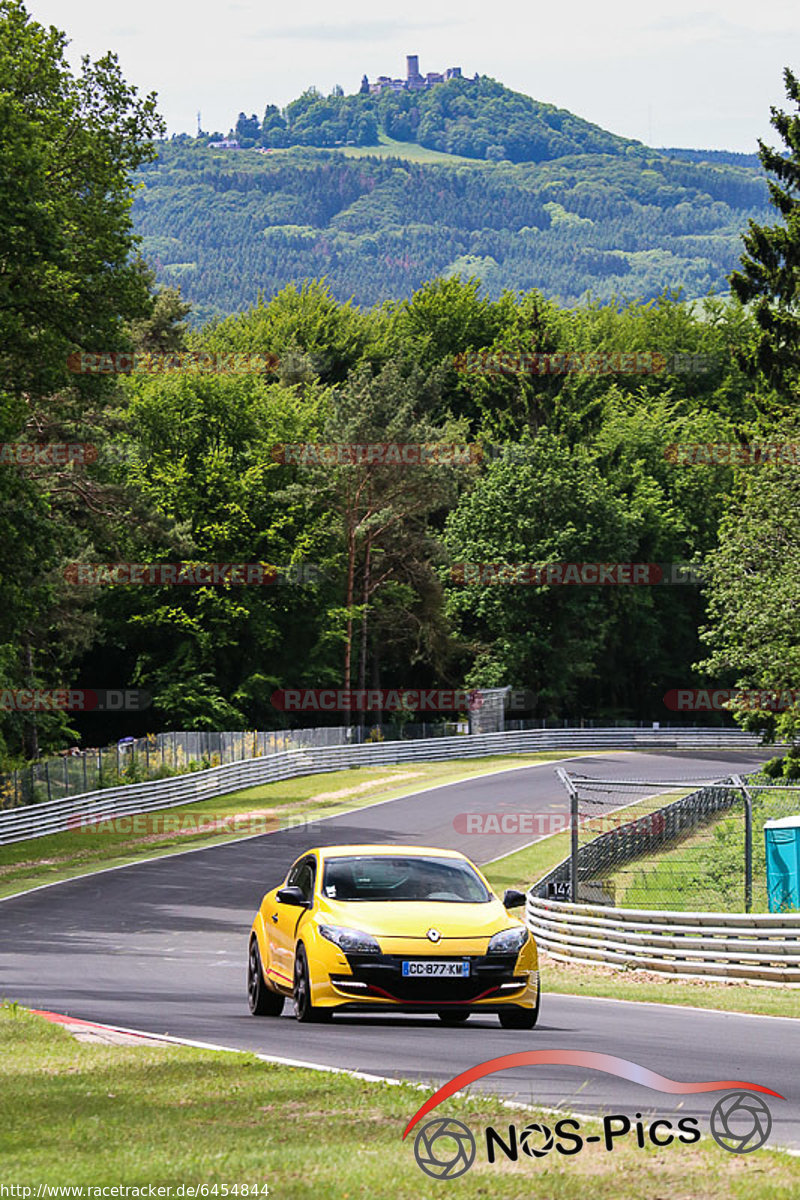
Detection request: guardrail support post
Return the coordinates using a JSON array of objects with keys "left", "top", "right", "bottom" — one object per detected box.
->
[
  {"left": 556, "top": 767, "right": 580, "bottom": 902},
  {"left": 732, "top": 774, "right": 753, "bottom": 913}
]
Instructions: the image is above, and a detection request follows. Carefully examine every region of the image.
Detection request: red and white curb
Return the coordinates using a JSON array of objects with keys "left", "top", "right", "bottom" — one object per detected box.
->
[{"left": 32, "top": 1009, "right": 175, "bottom": 1047}]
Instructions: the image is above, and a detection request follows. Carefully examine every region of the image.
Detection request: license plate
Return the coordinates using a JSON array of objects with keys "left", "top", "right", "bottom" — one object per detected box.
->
[{"left": 401, "top": 960, "right": 470, "bottom": 977}]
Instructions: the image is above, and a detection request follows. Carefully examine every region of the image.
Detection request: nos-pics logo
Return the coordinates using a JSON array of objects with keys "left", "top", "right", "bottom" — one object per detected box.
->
[{"left": 404, "top": 1051, "right": 781, "bottom": 1180}]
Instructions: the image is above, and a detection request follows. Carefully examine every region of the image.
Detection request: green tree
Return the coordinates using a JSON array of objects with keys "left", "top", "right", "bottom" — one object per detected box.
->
[
  {"left": 697, "top": 466, "right": 800, "bottom": 742},
  {"left": 730, "top": 68, "right": 800, "bottom": 398},
  {"left": 286, "top": 360, "right": 472, "bottom": 697},
  {"left": 442, "top": 432, "right": 635, "bottom": 712},
  {"left": 0, "top": 0, "right": 164, "bottom": 763}
]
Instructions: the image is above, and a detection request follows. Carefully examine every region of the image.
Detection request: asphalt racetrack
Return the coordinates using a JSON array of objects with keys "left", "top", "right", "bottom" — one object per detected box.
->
[{"left": 2, "top": 748, "right": 797, "bottom": 1149}]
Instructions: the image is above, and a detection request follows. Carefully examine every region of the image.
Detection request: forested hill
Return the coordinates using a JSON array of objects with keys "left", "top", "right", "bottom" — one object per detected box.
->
[
  {"left": 224, "top": 75, "right": 637, "bottom": 163},
  {"left": 132, "top": 77, "right": 771, "bottom": 321}
]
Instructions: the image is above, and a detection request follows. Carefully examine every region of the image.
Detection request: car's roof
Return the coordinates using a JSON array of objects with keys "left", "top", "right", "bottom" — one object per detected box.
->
[{"left": 311, "top": 844, "right": 468, "bottom": 860}]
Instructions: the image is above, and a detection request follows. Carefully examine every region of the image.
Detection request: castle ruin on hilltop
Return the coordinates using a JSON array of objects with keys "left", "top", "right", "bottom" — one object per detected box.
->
[{"left": 361, "top": 55, "right": 475, "bottom": 95}]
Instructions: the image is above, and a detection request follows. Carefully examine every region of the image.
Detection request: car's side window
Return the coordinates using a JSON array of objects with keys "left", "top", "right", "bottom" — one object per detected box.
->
[{"left": 294, "top": 858, "right": 316, "bottom": 903}]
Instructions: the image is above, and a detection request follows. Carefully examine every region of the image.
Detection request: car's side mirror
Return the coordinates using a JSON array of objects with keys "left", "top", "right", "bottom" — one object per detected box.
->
[
  {"left": 503, "top": 888, "right": 527, "bottom": 908},
  {"left": 276, "top": 885, "right": 309, "bottom": 907}
]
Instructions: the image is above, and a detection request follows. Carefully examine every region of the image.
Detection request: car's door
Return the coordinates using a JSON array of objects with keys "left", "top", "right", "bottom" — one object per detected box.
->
[{"left": 266, "top": 856, "right": 316, "bottom": 987}]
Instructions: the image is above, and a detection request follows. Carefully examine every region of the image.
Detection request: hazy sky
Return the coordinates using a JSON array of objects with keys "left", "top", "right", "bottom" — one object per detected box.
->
[{"left": 27, "top": 0, "right": 798, "bottom": 151}]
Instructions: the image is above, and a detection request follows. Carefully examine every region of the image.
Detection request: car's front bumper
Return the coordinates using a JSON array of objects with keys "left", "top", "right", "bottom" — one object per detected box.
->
[{"left": 316, "top": 951, "right": 539, "bottom": 1010}]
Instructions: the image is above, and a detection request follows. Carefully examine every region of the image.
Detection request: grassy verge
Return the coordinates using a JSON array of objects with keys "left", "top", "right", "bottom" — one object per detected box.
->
[
  {"left": 536, "top": 950, "right": 800, "bottom": 1019},
  {"left": 0, "top": 1006, "right": 795, "bottom": 1195},
  {"left": 0, "top": 753, "right": 575, "bottom": 900},
  {"left": 606, "top": 817, "right": 760, "bottom": 911},
  {"left": 606, "top": 784, "right": 800, "bottom": 913}
]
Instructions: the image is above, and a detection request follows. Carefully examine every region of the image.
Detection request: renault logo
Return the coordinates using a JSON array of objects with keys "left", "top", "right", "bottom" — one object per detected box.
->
[{"left": 427, "top": 928, "right": 441, "bottom": 943}]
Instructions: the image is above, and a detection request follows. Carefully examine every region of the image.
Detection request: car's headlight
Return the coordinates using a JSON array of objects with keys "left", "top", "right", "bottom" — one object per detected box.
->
[
  {"left": 488, "top": 926, "right": 529, "bottom": 955},
  {"left": 318, "top": 924, "right": 381, "bottom": 954}
]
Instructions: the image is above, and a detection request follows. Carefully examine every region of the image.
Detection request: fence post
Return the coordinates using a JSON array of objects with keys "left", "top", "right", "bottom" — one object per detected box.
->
[
  {"left": 732, "top": 775, "right": 752, "bottom": 913},
  {"left": 556, "top": 767, "right": 580, "bottom": 902}
]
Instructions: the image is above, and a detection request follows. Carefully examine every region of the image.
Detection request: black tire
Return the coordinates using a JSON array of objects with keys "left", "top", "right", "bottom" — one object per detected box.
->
[
  {"left": 293, "top": 944, "right": 332, "bottom": 1023},
  {"left": 498, "top": 988, "right": 540, "bottom": 1030},
  {"left": 438, "top": 1010, "right": 471, "bottom": 1025},
  {"left": 247, "top": 937, "right": 284, "bottom": 1017}
]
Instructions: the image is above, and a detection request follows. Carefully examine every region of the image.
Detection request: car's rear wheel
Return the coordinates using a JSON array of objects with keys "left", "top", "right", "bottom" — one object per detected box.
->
[
  {"left": 437, "top": 1010, "right": 470, "bottom": 1024},
  {"left": 293, "top": 944, "right": 332, "bottom": 1023},
  {"left": 498, "top": 989, "right": 540, "bottom": 1030},
  {"left": 247, "top": 937, "right": 284, "bottom": 1016}
]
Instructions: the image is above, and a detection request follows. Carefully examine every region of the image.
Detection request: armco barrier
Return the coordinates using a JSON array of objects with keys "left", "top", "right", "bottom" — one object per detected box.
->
[
  {"left": 525, "top": 895, "right": 800, "bottom": 986},
  {"left": 0, "top": 727, "right": 764, "bottom": 846}
]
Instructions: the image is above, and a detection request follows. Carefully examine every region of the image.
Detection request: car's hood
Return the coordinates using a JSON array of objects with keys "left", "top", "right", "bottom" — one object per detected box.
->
[{"left": 314, "top": 897, "right": 516, "bottom": 940}]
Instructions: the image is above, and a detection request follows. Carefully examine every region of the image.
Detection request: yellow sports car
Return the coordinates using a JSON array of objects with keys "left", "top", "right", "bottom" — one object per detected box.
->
[{"left": 247, "top": 843, "right": 539, "bottom": 1028}]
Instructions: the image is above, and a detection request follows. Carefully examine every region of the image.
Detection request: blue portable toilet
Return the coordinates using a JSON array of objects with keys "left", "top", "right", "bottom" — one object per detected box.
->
[{"left": 764, "top": 815, "right": 800, "bottom": 912}]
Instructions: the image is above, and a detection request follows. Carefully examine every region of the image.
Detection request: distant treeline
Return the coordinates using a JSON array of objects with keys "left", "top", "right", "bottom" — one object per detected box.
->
[{"left": 659, "top": 147, "right": 764, "bottom": 168}]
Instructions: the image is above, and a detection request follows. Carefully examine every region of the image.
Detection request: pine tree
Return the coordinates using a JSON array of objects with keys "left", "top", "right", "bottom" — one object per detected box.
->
[{"left": 729, "top": 68, "right": 800, "bottom": 396}]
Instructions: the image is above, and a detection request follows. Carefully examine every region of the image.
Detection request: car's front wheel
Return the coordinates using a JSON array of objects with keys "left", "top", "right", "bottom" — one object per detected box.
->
[
  {"left": 247, "top": 937, "right": 285, "bottom": 1016},
  {"left": 498, "top": 988, "right": 540, "bottom": 1029},
  {"left": 293, "top": 944, "right": 332, "bottom": 1023}
]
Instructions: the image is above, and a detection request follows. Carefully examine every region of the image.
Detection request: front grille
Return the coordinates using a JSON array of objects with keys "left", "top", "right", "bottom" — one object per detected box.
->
[{"left": 333, "top": 952, "right": 523, "bottom": 1003}]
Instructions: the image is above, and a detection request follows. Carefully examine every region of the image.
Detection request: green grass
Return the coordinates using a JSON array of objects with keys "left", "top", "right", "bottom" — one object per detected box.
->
[
  {"left": 337, "top": 132, "right": 481, "bottom": 165},
  {"left": 0, "top": 753, "right": 575, "bottom": 900},
  {"left": 606, "top": 820, "right": 756, "bottom": 911},
  {"left": 1, "top": 1006, "right": 795, "bottom": 1195},
  {"left": 536, "top": 951, "right": 800, "bottom": 1019},
  {"left": 605, "top": 787, "right": 800, "bottom": 913}
]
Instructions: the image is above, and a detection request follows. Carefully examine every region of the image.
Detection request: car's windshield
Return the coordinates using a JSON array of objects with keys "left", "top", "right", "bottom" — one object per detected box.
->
[{"left": 321, "top": 855, "right": 491, "bottom": 903}]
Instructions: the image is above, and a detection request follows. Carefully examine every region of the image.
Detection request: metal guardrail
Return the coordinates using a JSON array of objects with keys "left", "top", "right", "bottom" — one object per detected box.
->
[
  {"left": 525, "top": 895, "right": 800, "bottom": 986},
  {"left": 0, "top": 723, "right": 468, "bottom": 807},
  {"left": 0, "top": 726, "right": 764, "bottom": 845}
]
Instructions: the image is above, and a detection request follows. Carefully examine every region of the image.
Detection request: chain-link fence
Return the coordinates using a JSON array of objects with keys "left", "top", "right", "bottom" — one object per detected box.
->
[
  {"left": 0, "top": 708, "right": 725, "bottom": 811},
  {"left": 0, "top": 721, "right": 469, "bottom": 809},
  {"left": 538, "top": 769, "right": 800, "bottom": 913}
]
